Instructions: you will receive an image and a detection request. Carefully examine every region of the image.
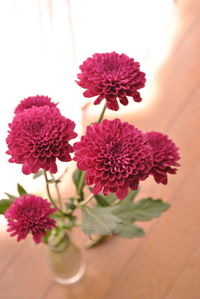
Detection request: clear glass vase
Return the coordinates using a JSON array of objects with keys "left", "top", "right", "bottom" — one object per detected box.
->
[{"left": 48, "top": 232, "right": 86, "bottom": 285}]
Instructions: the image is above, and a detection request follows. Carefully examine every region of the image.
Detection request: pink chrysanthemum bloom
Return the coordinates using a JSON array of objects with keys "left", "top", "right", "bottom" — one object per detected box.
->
[
  {"left": 5, "top": 195, "right": 56, "bottom": 244},
  {"left": 6, "top": 106, "right": 77, "bottom": 174},
  {"left": 14, "top": 95, "right": 58, "bottom": 114},
  {"left": 145, "top": 132, "right": 180, "bottom": 184},
  {"left": 74, "top": 119, "right": 153, "bottom": 200},
  {"left": 76, "top": 52, "right": 146, "bottom": 111}
]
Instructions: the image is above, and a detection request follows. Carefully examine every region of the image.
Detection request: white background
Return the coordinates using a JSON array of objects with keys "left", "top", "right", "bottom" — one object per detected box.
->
[{"left": 0, "top": 0, "right": 173, "bottom": 198}]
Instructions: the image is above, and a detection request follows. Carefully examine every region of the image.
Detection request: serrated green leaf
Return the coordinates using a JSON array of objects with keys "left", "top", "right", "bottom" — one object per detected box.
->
[
  {"left": 33, "top": 170, "right": 43, "bottom": 179},
  {"left": 111, "top": 199, "right": 133, "bottom": 220},
  {"left": 4, "top": 192, "right": 16, "bottom": 200},
  {"left": 81, "top": 206, "right": 121, "bottom": 236},
  {"left": 0, "top": 199, "right": 13, "bottom": 214},
  {"left": 17, "top": 184, "right": 28, "bottom": 196},
  {"left": 131, "top": 198, "right": 170, "bottom": 221},
  {"left": 113, "top": 197, "right": 170, "bottom": 222},
  {"left": 115, "top": 222, "right": 145, "bottom": 238}
]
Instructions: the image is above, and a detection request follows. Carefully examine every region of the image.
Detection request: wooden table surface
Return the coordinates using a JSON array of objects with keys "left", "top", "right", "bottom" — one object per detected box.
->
[{"left": 1, "top": 1, "right": 200, "bottom": 298}]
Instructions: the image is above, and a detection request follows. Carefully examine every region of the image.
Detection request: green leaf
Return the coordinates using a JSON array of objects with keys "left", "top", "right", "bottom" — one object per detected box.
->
[
  {"left": 17, "top": 184, "right": 28, "bottom": 196},
  {"left": 92, "top": 189, "right": 138, "bottom": 207},
  {"left": 41, "top": 230, "right": 52, "bottom": 244},
  {"left": 131, "top": 198, "right": 170, "bottom": 221},
  {"left": 47, "top": 230, "right": 67, "bottom": 247},
  {"left": 85, "top": 235, "right": 107, "bottom": 249},
  {"left": 93, "top": 192, "right": 117, "bottom": 206},
  {"left": 115, "top": 222, "right": 145, "bottom": 238},
  {"left": 67, "top": 215, "right": 77, "bottom": 224},
  {"left": 4, "top": 192, "right": 16, "bottom": 200},
  {"left": 73, "top": 169, "right": 84, "bottom": 189},
  {"left": 81, "top": 206, "right": 121, "bottom": 236},
  {"left": 33, "top": 170, "right": 43, "bottom": 179},
  {"left": 93, "top": 194, "right": 110, "bottom": 207},
  {"left": 50, "top": 210, "right": 64, "bottom": 219},
  {"left": 65, "top": 199, "right": 76, "bottom": 211},
  {"left": 113, "top": 197, "right": 170, "bottom": 222},
  {"left": 123, "top": 189, "right": 139, "bottom": 203},
  {"left": 72, "top": 169, "right": 85, "bottom": 200},
  {"left": 0, "top": 199, "right": 13, "bottom": 214},
  {"left": 111, "top": 199, "right": 134, "bottom": 221}
]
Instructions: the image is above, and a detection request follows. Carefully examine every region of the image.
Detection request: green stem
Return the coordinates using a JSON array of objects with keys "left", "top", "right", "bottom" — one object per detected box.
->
[
  {"left": 43, "top": 171, "right": 67, "bottom": 217},
  {"left": 97, "top": 104, "right": 106, "bottom": 123},
  {"left": 75, "top": 104, "right": 106, "bottom": 201},
  {"left": 58, "top": 167, "right": 68, "bottom": 181},
  {"left": 77, "top": 171, "right": 85, "bottom": 195},
  {"left": 49, "top": 172, "right": 63, "bottom": 210},
  {"left": 78, "top": 193, "right": 94, "bottom": 207},
  {"left": 111, "top": 199, "right": 120, "bottom": 206}
]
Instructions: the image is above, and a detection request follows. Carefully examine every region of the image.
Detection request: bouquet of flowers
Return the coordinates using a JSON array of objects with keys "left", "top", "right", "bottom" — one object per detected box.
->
[{"left": 0, "top": 52, "right": 180, "bottom": 283}]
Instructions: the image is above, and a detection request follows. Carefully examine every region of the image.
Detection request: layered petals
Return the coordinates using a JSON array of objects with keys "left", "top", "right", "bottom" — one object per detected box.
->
[
  {"left": 5, "top": 195, "right": 56, "bottom": 244},
  {"left": 76, "top": 52, "right": 146, "bottom": 111},
  {"left": 14, "top": 95, "right": 58, "bottom": 114},
  {"left": 145, "top": 131, "right": 180, "bottom": 184},
  {"left": 74, "top": 119, "right": 153, "bottom": 200},
  {"left": 6, "top": 106, "right": 77, "bottom": 174}
]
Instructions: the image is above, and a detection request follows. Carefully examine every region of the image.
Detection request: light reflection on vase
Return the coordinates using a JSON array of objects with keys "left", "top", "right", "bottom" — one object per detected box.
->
[{"left": 48, "top": 233, "right": 86, "bottom": 285}]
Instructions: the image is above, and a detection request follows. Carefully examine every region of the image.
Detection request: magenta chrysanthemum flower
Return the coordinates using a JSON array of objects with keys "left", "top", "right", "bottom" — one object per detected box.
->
[
  {"left": 145, "top": 132, "right": 180, "bottom": 184},
  {"left": 74, "top": 119, "right": 153, "bottom": 200},
  {"left": 5, "top": 195, "right": 56, "bottom": 244},
  {"left": 76, "top": 52, "right": 146, "bottom": 111},
  {"left": 6, "top": 106, "right": 77, "bottom": 174},
  {"left": 14, "top": 95, "right": 58, "bottom": 114}
]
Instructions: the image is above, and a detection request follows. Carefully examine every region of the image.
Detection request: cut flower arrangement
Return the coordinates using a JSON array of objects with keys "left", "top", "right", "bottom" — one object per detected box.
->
[{"left": 1, "top": 52, "right": 180, "bottom": 284}]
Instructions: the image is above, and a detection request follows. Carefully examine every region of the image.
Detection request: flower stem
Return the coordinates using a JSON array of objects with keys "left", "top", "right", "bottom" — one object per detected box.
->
[
  {"left": 97, "top": 104, "right": 106, "bottom": 123},
  {"left": 111, "top": 199, "right": 120, "bottom": 206},
  {"left": 58, "top": 167, "right": 68, "bottom": 181},
  {"left": 75, "top": 104, "right": 106, "bottom": 200},
  {"left": 77, "top": 171, "right": 85, "bottom": 195},
  {"left": 78, "top": 193, "right": 94, "bottom": 207},
  {"left": 49, "top": 172, "right": 63, "bottom": 210},
  {"left": 43, "top": 171, "right": 67, "bottom": 216}
]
